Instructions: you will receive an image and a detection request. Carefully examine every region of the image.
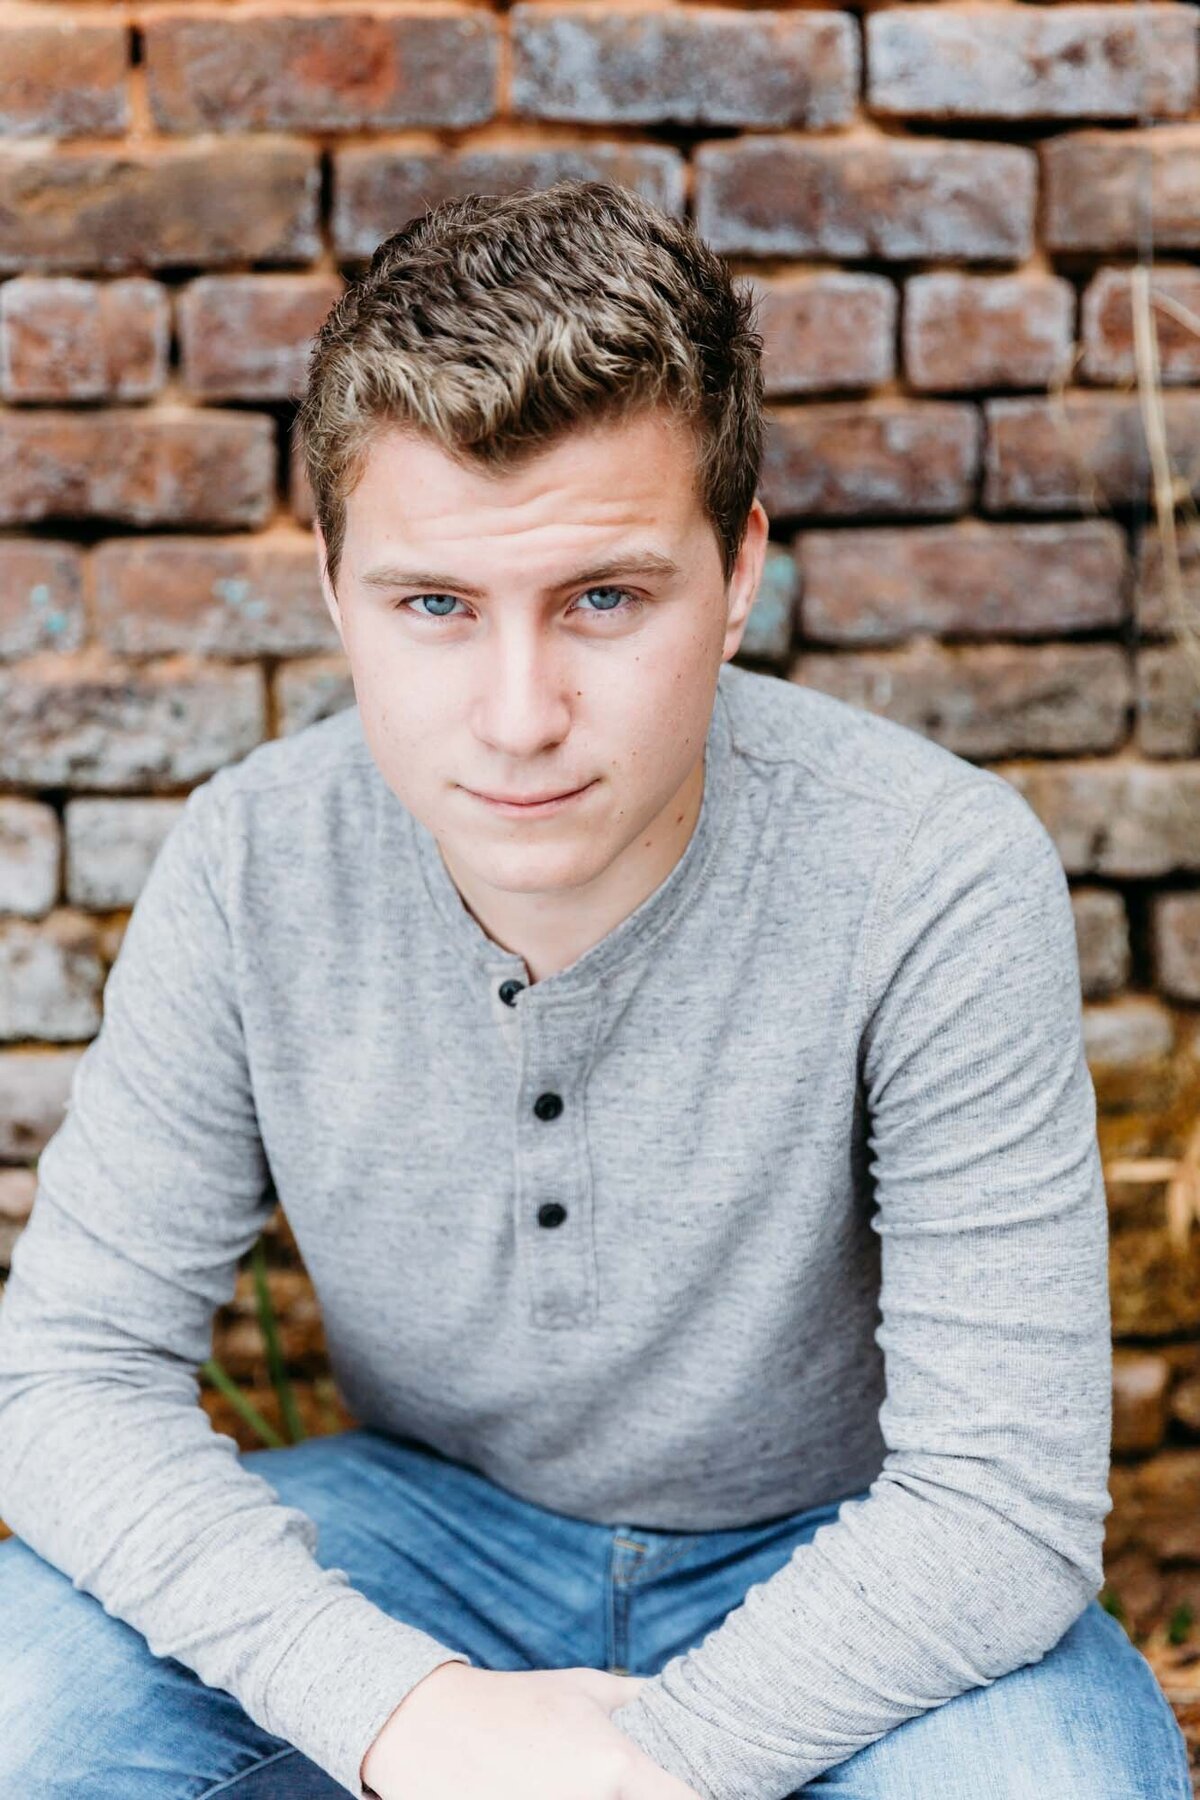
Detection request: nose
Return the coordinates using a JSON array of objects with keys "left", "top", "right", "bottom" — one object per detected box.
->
[{"left": 470, "top": 616, "right": 574, "bottom": 761}]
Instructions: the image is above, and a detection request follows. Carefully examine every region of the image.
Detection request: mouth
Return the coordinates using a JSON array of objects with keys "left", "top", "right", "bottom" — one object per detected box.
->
[{"left": 465, "top": 780, "right": 597, "bottom": 815}]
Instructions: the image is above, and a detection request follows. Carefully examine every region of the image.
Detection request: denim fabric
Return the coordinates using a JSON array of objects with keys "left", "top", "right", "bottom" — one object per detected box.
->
[{"left": 1, "top": 1425, "right": 1189, "bottom": 1800}]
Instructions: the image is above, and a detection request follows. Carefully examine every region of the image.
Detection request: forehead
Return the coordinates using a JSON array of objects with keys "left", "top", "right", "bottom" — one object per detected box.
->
[{"left": 343, "top": 406, "right": 705, "bottom": 551}]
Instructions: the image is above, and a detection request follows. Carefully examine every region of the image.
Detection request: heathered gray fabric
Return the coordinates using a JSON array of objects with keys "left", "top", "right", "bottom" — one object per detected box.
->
[{"left": 0, "top": 660, "right": 1112, "bottom": 1799}]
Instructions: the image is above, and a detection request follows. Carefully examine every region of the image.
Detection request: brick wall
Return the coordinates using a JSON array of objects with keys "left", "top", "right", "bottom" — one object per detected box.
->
[{"left": 2, "top": 0, "right": 1200, "bottom": 1768}]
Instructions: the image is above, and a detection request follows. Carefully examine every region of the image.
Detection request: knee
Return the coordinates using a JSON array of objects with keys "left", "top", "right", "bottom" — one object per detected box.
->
[{"left": 0, "top": 1535, "right": 187, "bottom": 1794}]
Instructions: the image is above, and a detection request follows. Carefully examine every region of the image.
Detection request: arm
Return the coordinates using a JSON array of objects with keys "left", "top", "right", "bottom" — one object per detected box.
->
[
  {"left": 0, "top": 773, "right": 469, "bottom": 1799},
  {"left": 608, "top": 773, "right": 1112, "bottom": 1800}
]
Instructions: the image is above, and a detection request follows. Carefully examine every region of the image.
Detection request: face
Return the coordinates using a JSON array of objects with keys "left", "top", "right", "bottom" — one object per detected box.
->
[{"left": 315, "top": 404, "right": 767, "bottom": 916}]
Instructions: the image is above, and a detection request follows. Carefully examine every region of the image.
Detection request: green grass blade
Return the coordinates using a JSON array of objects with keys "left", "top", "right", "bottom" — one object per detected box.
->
[{"left": 201, "top": 1357, "right": 286, "bottom": 1450}]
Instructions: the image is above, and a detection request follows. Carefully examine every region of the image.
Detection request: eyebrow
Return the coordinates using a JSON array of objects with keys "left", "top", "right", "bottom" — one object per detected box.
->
[{"left": 358, "top": 551, "right": 683, "bottom": 598}]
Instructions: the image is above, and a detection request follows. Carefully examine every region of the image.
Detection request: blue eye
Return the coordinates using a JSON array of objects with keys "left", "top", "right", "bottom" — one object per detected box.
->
[{"left": 397, "top": 587, "right": 641, "bottom": 621}]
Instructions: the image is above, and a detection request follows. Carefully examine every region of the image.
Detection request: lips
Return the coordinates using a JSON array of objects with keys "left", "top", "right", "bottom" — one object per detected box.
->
[{"left": 471, "top": 782, "right": 590, "bottom": 805}]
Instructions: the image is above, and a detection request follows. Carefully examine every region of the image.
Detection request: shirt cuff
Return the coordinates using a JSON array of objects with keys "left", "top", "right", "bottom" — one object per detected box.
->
[{"left": 257, "top": 1587, "right": 473, "bottom": 1796}]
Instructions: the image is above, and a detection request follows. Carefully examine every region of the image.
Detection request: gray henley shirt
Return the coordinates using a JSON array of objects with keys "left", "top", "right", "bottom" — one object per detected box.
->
[{"left": 0, "top": 659, "right": 1113, "bottom": 1799}]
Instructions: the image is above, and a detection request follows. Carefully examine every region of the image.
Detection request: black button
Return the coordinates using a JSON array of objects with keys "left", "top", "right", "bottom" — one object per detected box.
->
[
  {"left": 533, "top": 1092, "right": 563, "bottom": 1121},
  {"left": 498, "top": 979, "right": 525, "bottom": 1007},
  {"left": 538, "top": 1202, "right": 567, "bottom": 1228}
]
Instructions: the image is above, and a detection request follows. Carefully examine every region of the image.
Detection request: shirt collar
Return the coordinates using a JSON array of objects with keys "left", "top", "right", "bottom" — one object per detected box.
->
[{"left": 406, "top": 666, "right": 737, "bottom": 1001}]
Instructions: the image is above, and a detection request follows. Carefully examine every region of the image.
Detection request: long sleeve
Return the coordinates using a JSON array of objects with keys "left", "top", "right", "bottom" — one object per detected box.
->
[
  {"left": 0, "top": 772, "right": 469, "bottom": 1798},
  {"left": 608, "top": 772, "right": 1113, "bottom": 1800}
]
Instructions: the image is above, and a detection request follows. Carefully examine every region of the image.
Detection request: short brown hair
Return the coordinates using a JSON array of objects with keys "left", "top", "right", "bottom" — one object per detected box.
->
[{"left": 297, "top": 179, "right": 764, "bottom": 594}]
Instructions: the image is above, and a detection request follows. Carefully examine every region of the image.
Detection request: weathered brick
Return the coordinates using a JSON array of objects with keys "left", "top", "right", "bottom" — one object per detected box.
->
[
  {"left": 0, "top": 18, "right": 130, "bottom": 139},
  {"left": 0, "top": 912, "right": 105, "bottom": 1043},
  {"left": 904, "top": 273, "right": 1074, "bottom": 393},
  {"left": 274, "top": 655, "right": 353, "bottom": 736},
  {"left": 1137, "top": 646, "right": 1200, "bottom": 758},
  {"left": 995, "top": 761, "right": 1200, "bottom": 876},
  {"left": 1152, "top": 893, "right": 1200, "bottom": 1001},
  {"left": 0, "top": 409, "right": 277, "bottom": 528},
  {"left": 511, "top": 6, "right": 857, "bottom": 128},
  {"left": 1086, "top": 995, "right": 1175, "bottom": 1068},
  {"left": 64, "top": 798, "right": 185, "bottom": 911},
  {"left": 0, "top": 1047, "right": 78, "bottom": 1160},
  {"left": 146, "top": 8, "right": 497, "bottom": 133},
  {"left": 93, "top": 529, "right": 338, "bottom": 658},
  {"left": 1081, "top": 265, "right": 1200, "bottom": 386},
  {"left": 0, "top": 276, "right": 168, "bottom": 402},
  {"left": 0, "top": 540, "right": 85, "bottom": 660},
  {"left": 1113, "top": 1349, "right": 1171, "bottom": 1455},
  {"left": 748, "top": 272, "right": 896, "bottom": 397},
  {"left": 333, "top": 143, "right": 684, "bottom": 262},
  {"left": 695, "top": 138, "right": 1036, "bottom": 260},
  {"left": 0, "top": 799, "right": 60, "bottom": 920},
  {"left": 760, "top": 402, "right": 978, "bottom": 521},
  {"left": 1044, "top": 126, "right": 1200, "bottom": 252},
  {"left": 799, "top": 520, "right": 1127, "bottom": 645},
  {"left": 983, "top": 393, "right": 1200, "bottom": 513},
  {"left": 0, "top": 141, "right": 319, "bottom": 274},
  {"left": 0, "top": 652, "right": 266, "bottom": 791},
  {"left": 868, "top": 6, "right": 1197, "bottom": 121},
  {"left": 1072, "top": 887, "right": 1131, "bottom": 998},
  {"left": 738, "top": 543, "right": 797, "bottom": 664},
  {"left": 790, "top": 640, "right": 1130, "bottom": 758},
  {"left": 178, "top": 274, "right": 343, "bottom": 403},
  {"left": 1134, "top": 521, "right": 1200, "bottom": 640}
]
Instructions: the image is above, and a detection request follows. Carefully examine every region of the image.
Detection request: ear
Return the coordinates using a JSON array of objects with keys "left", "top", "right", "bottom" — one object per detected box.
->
[
  {"left": 313, "top": 521, "right": 346, "bottom": 653},
  {"left": 720, "top": 498, "right": 770, "bottom": 664}
]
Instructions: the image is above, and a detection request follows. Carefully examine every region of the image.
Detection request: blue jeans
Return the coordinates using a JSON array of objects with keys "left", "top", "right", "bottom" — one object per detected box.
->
[{"left": 1, "top": 1425, "right": 1190, "bottom": 1798}]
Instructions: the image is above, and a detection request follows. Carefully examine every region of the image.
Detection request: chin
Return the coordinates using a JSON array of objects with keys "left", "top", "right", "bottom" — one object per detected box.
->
[{"left": 465, "top": 837, "right": 612, "bottom": 895}]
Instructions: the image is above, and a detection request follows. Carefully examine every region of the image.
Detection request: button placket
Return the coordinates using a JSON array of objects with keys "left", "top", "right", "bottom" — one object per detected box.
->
[{"left": 514, "top": 991, "right": 602, "bottom": 1329}]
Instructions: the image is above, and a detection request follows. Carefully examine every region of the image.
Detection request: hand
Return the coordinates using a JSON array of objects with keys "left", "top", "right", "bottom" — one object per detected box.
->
[{"left": 359, "top": 1661, "right": 704, "bottom": 1800}]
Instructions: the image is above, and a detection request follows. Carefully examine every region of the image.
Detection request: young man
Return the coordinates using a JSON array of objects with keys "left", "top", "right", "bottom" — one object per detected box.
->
[{"left": 0, "top": 182, "right": 1189, "bottom": 1800}]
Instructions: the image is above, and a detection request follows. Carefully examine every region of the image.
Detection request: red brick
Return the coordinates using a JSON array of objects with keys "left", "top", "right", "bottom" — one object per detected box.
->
[
  {"left": 1044, "top": 126, "right": 1200, "bottom": 252},
  {"left": 93, "top": 529, "right": 338, "bottom": 658},
  {"left": 333, "top": 143, "right": 683, "bottom": 262},
  {"left": 1136, "top": 646, "right": 1200, "bottom": 758},
  {"left": 994, "top": 760, "right": 1200, "bottom": 876},
  {"left": 1134, "top": 522, "right": 1200, "bottom": 640},
  {"left": 904, "top": 273, "right": 1074, "bottom": 393},
  {"left": 511, "top": 6, "right": 857, "bottom": 128},
  {"left": 747, "top": 273, "right": 896, "bottom": 397},
  {"left": 1081, "top": 266, "right": 1200, "bottom": 386},
  {"left": 798, "top": 520, "right": 1127, "bottom": 645},
  {"left": 0, "top": 540, "right": 85, "bottom": 660},
  {"left": 760, "top": 401, "right": 978, "bottom": 521},
  {"left": 983, "top": 393, "right": 1200, "bottom": 513},
  {"left": 695, "top": 137, "right": 1036, "bottom": 261},
  {"left": 0, "top": 410, "right": 276, "bottom": 529},
  {"left": 1072, "top": 887, "right": 1131, "bottom": 999},
  {"left": 145, "top": 8, "right": 498, "bottom": 133},
  {"left": 790, "top": 640, "right": 1130, "bottom": 758},
  {"left": 0, "top": 17, "right": 129, "bottom": 139},
  {"left": 0, "top": 276, "right": 168, "bottom": 402},
  {"left": 1152, "top": 893, "right": 1200, "bottom": 1001},
  {"left": 0, "top": 650, "right": 266, "bottom": 791},
  {"left": 868, "top": 6, "right": 1197, "bottom": 121},
  {"left": 179, "top": 274, "right": 344, "bottom": 402},
  {"left": 0, "top": 141, "right": 319, "bottom": 274}
]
